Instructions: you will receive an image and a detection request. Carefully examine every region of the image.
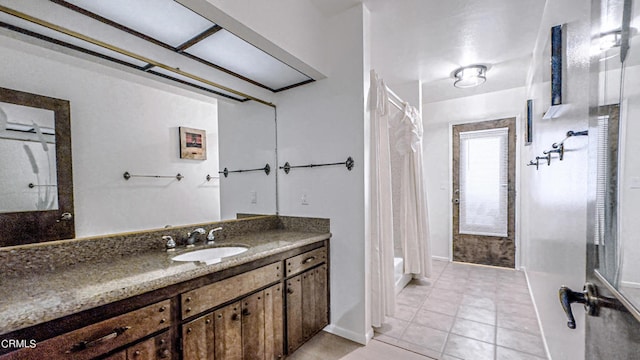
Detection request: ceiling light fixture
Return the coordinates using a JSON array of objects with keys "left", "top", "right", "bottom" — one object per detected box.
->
[{"left": 453, "top": 64, "right": 487, "bottom": 88}]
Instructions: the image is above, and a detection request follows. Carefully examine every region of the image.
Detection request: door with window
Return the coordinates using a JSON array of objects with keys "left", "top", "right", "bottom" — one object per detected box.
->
[{"left": 452, "top": 118, "right": 516, "bottom": 268}]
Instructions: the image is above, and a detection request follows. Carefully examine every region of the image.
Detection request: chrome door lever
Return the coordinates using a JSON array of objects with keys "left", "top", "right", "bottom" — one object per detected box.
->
[{"left": 559, "top": 282, "right": 625, "bottom": 329}]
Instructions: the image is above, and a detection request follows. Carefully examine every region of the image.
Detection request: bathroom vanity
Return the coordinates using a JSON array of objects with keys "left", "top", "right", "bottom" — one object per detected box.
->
[{"left": 0, "top": 216, "right": 330, "bottom": 360}]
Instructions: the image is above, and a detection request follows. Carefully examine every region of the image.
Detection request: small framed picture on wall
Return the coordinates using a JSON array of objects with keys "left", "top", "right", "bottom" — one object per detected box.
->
[{"left": 179, "top": 126, "right": 207, "bottom": 160}]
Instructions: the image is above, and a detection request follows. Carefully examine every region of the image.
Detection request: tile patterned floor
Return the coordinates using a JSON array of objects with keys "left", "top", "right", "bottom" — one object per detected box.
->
[{"left": 373, "top": 260, "right": 548, "bottom": 360}]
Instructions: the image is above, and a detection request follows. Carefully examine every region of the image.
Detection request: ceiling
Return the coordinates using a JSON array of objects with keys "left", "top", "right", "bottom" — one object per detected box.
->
[
  {"left": 312, "top": 0, "right": 547, "bottom": 103},
  {"left": 1, "top": 0, "right": 548, "bottom": 104}
]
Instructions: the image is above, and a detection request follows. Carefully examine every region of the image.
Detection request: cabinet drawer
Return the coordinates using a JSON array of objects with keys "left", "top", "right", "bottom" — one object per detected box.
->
[
  {"left": 1, "top": 300, "right": 171, "bottom": 360},
  {"left": 286, "top": 247, "right": 326, "bottom": 277},
  {"left": 181, "top": 262, "right": 282, "bottom": 319}
]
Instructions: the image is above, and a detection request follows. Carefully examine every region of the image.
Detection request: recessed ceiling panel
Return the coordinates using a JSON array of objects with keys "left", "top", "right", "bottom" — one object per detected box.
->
[
  {"left": 150, "top": 67, "right": 246, "bottom": 100},
  {"left": 0, "top": 12, "right": 148, "bottom": 67},
  {"left": 62, "top": 0, "right": 214, "bottom": 47},
  {"left": 186, "top": 30, "right": 312, "bottom": 90}
]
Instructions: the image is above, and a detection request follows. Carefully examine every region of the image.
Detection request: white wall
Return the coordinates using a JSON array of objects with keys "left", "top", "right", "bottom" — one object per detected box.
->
[
  {"left": 218, "top": 100, "right": 276, "bottom": 219},
  {"left": 520, "top": 0, "right": 591, "bottom": 358},
  {"left": 274, "top": 4, "right": 370, "bottom": 344},
  {"left": 0, "top": 31, "right": 221, "bottom": 238},
  {"left": 422, "top": 87, "right": 526, "bottom": 260}
]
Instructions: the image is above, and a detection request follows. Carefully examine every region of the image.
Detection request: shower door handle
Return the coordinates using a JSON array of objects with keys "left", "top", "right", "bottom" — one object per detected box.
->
[{"left": 558, "top": 282, "right": 626, "bottom": 329}]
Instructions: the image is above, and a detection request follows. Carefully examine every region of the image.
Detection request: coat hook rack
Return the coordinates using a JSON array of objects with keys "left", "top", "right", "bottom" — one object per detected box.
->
[
  {"left": 123, "top": 171, "right": 183, "bottom": 181},
  {"left": 219, "top": 164, "right": 271, "bottom": 178},
  {"left": 206, "top": 174, "right": 220, "bottom": 181},
  {"left": 528, "top": 129, "right": 588, "bottom": 170},
  {"left": 280, "top": 156, "right": 354, "bottom": 174}
]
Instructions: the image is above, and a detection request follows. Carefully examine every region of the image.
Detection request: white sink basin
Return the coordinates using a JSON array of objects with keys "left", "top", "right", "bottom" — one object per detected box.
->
[{"left": 172, "top": 246, "right": 248, "bottom": 265}]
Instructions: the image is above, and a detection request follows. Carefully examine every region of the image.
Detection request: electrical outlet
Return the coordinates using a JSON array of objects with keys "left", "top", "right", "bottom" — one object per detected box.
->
[{"left": 250, "top": 191, "right": 257, "bottom": 204}]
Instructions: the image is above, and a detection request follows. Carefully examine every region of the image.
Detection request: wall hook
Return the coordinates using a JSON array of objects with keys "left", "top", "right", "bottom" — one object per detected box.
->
[
  {"left": 536, "top": 154, "right": 551, "bottom": 166},
  {"left": 527, "top": 159, "right": 540, "bottom": 170}
]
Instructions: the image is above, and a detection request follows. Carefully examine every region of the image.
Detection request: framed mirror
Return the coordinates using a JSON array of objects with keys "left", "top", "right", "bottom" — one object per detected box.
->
[{"left": 0, "top": 87, "right": 74, "bottom": 247}]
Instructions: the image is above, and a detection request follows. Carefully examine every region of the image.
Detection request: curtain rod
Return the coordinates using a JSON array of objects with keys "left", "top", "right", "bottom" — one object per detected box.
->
[
  {"left": 385, "top": 86, "right": 403, "bottom": 110},
  {"left": 0, "top": 5, "right": 276, "bottom": 108}
]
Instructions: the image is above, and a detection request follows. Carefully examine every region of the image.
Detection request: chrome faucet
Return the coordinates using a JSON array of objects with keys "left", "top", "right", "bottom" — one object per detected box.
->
[
  {"left": 207, "top": 227, "right": 223, "bottom": 244},
  {"left": 186, "top": 228, "right": 206, "bottom": 247},
  {"left": 163, "top": 235, "right": 176, "bottom": 252}
]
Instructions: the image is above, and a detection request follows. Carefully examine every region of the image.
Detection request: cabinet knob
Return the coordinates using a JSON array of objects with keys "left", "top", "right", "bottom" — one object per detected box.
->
[
  {"left": 232, "top": 313, "right": 239, "bottom": 321},
  {"left": 205, "top": 318, "right": 211, "bottom": 324},
  {"left": 187, "top": 327, "right": 192, "bottom": 334},
  {"left": 133, "top": 350, "right": 141, "bottom": 356},
  {"left": 185, "top": 307, "right": 191, "bottom": 313},
  {"left": 159, "top": 306, "right": 166, "bottom": 312},
  {"left": 159, "top": 349, "right": 171, "bottom": 358},
  {"left": 287, "top": 288, "right": 294, "bottom": 294},
  {"left": 160, "top": 318, "right": 166, "bottom": 324},
  {"left": 185, "top": 297, "right": 191, "bottom": 303}
]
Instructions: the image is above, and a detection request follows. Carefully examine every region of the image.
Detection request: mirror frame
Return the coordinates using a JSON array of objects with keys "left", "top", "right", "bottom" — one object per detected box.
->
[{"left": 0, "top": 87, "right": 74, "bottom": 247}]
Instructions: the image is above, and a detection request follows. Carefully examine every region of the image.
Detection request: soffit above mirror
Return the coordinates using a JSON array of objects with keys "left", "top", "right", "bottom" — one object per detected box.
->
[{"left": 0, "top": 0, "right": 313, "bottom": 102}]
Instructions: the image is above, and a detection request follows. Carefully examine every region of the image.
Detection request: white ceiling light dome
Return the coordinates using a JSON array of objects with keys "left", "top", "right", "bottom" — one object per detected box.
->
[{"left": 453, "top": 64, "right": 487, "bottom": 88}]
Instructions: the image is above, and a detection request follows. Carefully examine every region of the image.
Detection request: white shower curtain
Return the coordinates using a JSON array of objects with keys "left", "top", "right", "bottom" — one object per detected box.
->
[
  {"left": 369, "top": 70, "right": 396, "bottom": 327},
  {"left": 369, "top": 70, "right": 432, "bottom": 327},
  {"left": 391, "top": 103, "right": 432, "bottom": 278}
]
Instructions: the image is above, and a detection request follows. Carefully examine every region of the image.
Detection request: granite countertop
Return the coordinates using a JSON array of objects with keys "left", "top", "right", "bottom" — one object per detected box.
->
[{"left": 0, "top": 229, "right": 330, "bottom": 336}]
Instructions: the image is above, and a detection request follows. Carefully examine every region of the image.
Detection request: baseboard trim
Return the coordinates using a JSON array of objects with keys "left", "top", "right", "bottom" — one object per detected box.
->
[
  {"left": 432, "top": 255, "right": 450, "bottom": 262},
  {"left": 323, "top": 324, "right": 372, "bottom": 345},
  {"left": 523, "top": 268, "right": 552, "bottom": 360}
]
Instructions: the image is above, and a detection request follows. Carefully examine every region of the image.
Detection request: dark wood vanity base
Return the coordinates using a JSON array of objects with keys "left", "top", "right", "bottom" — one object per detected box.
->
[{"left": 0, "top": 239, "right": 329, "bottom": 360}]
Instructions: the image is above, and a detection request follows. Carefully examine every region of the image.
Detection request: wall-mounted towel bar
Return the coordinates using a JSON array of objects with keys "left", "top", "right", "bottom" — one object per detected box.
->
[
  {"left": 123, "top": 171, "right": 183, "bottom": 181},
  {"left": 279, "top": 156, "right": 354, "bottom": 174},
  {"left": 528, "top": 129, "right": 588, "bottom": 170},
  {"left": 28, "top": 183, "right": 57, "bottom": 188},
  {"left": 219, "top": 164, "right": 271, "bottom": 178}
]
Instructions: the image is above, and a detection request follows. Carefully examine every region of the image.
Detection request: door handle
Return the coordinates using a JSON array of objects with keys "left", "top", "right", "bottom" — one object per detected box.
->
[{"left": 558, "top": 282, "right": 625, "bottom": 329}]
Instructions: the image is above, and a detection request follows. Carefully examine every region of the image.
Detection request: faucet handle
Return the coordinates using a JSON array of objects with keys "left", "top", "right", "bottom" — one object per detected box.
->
[
  {"left": 163, "top": 236, "right": 176, "bottom": 252},
  {"left": 207, "top": 227, "right": 223, "bottom": 244}
]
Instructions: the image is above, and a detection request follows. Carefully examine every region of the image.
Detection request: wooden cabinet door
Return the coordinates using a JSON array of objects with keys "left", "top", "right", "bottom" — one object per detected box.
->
[
  {"left": 214, "top": 302, "right": 242, "bottom": 360},
  {"left": 126, "top": 336, "right": 156, "bottom": 359},
  {"left": 183, "top": 313, "right": 214, "bottom": 360},
  {"left": 286, "top": 265, "right": 329, "bottom": 355},
  {"left": 301, "top": 270, "right": 317, "bottom": 341},
  {"left": 264, "top": 284, "right": 284, "bottom": 360},
  {"left": 104, "top": 351, "right": 126, "bottom": 360},
  {"left": 125, "top": 332, "right": 172, "bottom": 360},
  {"left": 286, "top": 274, "right": 303, "bottom": 353},
  {"left": 241, "top": 291, "right": 265, "bottom": 359},
  {"left": 314, "top": 265, "right": 329, "bottom": 332}
]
